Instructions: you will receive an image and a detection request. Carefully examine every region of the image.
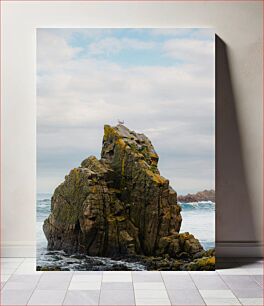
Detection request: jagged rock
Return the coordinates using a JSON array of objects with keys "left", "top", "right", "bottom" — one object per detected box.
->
[
  {"left": 180, "top": 256, "right": 216, "bottom": 271},
  {"left": 36, "top": 266, "right": 67, "bottom": 271},
  {"left": 193, "top": 248, "right": 215, "bottom": 259},
  {"left": 43, "top": 124, "right": 206, "bottom": 263}
]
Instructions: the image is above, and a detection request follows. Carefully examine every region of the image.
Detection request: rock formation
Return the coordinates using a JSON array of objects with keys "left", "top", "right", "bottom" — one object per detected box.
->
[
  {"left": 178, "top": 189, "right": 215, "bottom": 203},
  {"left": 43, "top": 124, "right": 214, "bottom": 270}
]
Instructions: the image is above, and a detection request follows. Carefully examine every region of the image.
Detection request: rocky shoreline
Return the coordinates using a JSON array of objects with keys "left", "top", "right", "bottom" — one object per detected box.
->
[
  {"left": 43, "top": 124, "right": 215, "bottom": 271},
  {"left": 37, "top": 247, "right": 215, "bottom": 271},
  {"left": 178, "top": 190, "right": 215, "bottom": 203}
]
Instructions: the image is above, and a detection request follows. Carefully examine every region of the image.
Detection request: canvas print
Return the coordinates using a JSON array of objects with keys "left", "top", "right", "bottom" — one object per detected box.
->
[{"left": 37, "top": 28, "right": 215, "bottom": 271}]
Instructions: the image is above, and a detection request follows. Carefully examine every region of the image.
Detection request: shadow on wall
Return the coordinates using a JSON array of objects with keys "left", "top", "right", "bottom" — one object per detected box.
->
[{"left": 215, "top": 35, "right": 259, "bottom": 266}]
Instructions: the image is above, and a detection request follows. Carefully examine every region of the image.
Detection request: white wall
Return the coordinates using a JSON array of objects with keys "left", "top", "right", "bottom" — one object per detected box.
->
[{"left": 1, "top": 1, "right": 262, "bottom": 257}]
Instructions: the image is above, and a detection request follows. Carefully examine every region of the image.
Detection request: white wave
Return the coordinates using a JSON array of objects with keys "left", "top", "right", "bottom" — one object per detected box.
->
[{"left": 178, "top": 200, "right": 215, "bottom": 205}]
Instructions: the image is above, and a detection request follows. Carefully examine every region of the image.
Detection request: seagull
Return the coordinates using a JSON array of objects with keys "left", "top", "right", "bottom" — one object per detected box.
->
[{"left": 118, "top": 119, "right": 124, "bottom": 125}]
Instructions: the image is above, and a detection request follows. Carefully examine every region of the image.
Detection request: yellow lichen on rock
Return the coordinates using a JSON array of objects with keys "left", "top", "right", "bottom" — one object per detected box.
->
[
  {"left": 104, "top": 124, "right": 118, "bottom": 141},
  {"left": 72, "top": 168, "right": 80, "bottom": 186},
  {"left": 121, "top": 157, "right": 125, "bottom": 176},
  {"left": 107, "top": 214, "right": 126, "bottom": 222},
  {"left": 116, "top": 138, "right": 126, "bottom": 148},
  {"left": 184, "top": 256, "right": 215, "bottom": 271},
  {"left": 149, "top": 152, "right": 159, "bottom": 160},
  {"left": 145, "top": 169, "right": 167, "bottom": 185}
]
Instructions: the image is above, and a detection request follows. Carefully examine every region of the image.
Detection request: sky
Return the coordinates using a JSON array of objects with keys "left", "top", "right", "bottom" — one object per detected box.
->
[{"left": 37, "top": 28, "right": 215, "bottom": 195}]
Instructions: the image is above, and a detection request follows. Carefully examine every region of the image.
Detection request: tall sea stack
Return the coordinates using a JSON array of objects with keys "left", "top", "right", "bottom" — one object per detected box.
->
[{"left": 43, "top": 125, "right": 214, "bottom": 269}]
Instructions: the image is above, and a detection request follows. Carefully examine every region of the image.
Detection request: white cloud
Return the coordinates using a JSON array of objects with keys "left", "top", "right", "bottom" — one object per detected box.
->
[
  {"left": 37, "top": 30, "right": 82, "bottom": 71},
  {"left": 88, "top": 37, "right": 156, "bottom": 55},
  {"left": 163, "top": 38, "right": 215, "bottom": 64},
  {"left": 37, "top": 29, "right": 215, "bottom": 194}
]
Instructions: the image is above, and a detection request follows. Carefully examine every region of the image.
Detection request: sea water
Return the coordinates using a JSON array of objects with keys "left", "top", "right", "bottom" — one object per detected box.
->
[
  {"left": 179, "top": 201, "right": 215, "bottom": 250},
  {"left": 37, "top": 194, "right": 215, "bottom": 270}
]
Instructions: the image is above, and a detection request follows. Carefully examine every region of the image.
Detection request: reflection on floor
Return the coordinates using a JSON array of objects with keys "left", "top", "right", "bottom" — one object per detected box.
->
[{"left": 0, "top": 258, "right": 263, "bottom": 305}]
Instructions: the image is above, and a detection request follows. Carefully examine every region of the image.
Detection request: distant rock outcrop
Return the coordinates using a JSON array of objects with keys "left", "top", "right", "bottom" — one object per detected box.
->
[
  {"left": 43, "top": 124, "right": 214, "bottom": 270},
  {"left": 178, "top": 190, "right": 215, "bottom": 203}
]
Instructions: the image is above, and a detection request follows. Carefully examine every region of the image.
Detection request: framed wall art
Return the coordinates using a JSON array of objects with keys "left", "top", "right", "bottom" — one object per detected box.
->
[{"left": 37, "top": 28, "right": 215, "bottom": 271}]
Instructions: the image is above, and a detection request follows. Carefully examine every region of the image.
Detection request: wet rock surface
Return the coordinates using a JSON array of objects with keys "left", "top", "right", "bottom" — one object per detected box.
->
[{"left": 43, "top": 124, "right": 215, "bottom": 270}]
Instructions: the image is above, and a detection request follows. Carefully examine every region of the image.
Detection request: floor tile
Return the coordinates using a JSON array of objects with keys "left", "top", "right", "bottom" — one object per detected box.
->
[
  {"left": 135, "top": 289, "right": 169, "bottom": 299},
  {"left": 239, "top": 298, "right": 264, "bottom": 305},
  {"left": 161, "top": 271, "right": 188, "bottom": 275},
  {"left": 203, "top": 298, "right": 241, "bottom": 305},
  {"left": 40, "top": 271, "right": 73, "bottom": 278},
  {"left": 0, "top": 258, "right": 25, "bottom": 263},
  {"left": 102, "top": 272, "right": 132, "bottom": 282},
  {"left": 199, "top": 289, "right": 237, "bottom": 299},
  {"left": 1, "top": 275, "right": 11, "bottom": 282},
  {"left": 245, "top": 268, "right": 264, "bottom": 275},
  {"left": 135, "top": 298, "right": 171, "bottom": 305},
  {"left": 101, "top": 281, "right": 133, "bottom": 290},
  {"left": 103, "top": 271, "right": 131, "bottom": 275},
  {"left": 134, "top": 282, "right": 166, "bottom": 290},
  {"left": 14, "top": 263, "right": 41, "bottom": 275},
  {"left": 2, "top": 267, "right": 18, "bottom": 274},
  {"left": 221, "top": 275, "right": 261, "bottom": 289},
  {"left": 132, "top": 271, "right": 162, "bottom": 282},
  {"left": 1, "top": 256, "right": 263, "bottom": 306},
  {"left": 252, "top": 275, "right": 263, "bottom": 287},
  {"left": 3, "top": 280, "right": 37, "bottom": 291},
  {"left": 37, "top": 278, "right": 71, "bottom": 290},
  {"left": 27, "top": 289, "right": 66, "bottom": 305},
  {"left": 167, "top": 289, "right": 205, "bottom": 305},
  {"left": 71, "top": 274, "right": 102, "bottom": 282},
  {"left": 69, "top": 281, "right": 101, "bottom": 290},
  {"left": 163, "top": 275, "right": 196, "bottom": 289},
  {"left": 37, "top": 272, "right": 72, "bottom": 290},
  {"left": 8, "top": 274, "right": 41, "bottom": 283},
  {"left": 63, "top": 290, "right": 100, "bottom": 305},
  {"left": 189, "top": 271, "right": 217, "bottom": 275},
  {"left": 74, "top": 271, "right": 102, "bottom": 275},
  {"left": 99, "top": 289, "right": 135, "bottom": 305},
  {"left": 1, "top": 288, "right": 33, "bottom": 305},
  {"left": 231, "top": 287, "right": 263, "bottom": 298},
  {"left": 2, "top": 262, "right": 21, "bottom": 269},
  {"left": 191, "top": 275, "right": 229, "bottom": 290},
  {"left": 217, "top": 268, "right": 249, "bottom": 275}
]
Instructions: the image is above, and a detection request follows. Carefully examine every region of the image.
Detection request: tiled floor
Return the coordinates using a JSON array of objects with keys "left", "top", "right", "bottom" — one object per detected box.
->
[{"left": 0, "top": 258, "right": 263, "bottom": 305}]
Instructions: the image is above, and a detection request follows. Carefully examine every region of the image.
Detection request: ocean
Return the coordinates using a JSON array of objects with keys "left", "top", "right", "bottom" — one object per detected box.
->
[{"left": 37, "top": 193, "right": 215, "bottom": 270}]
